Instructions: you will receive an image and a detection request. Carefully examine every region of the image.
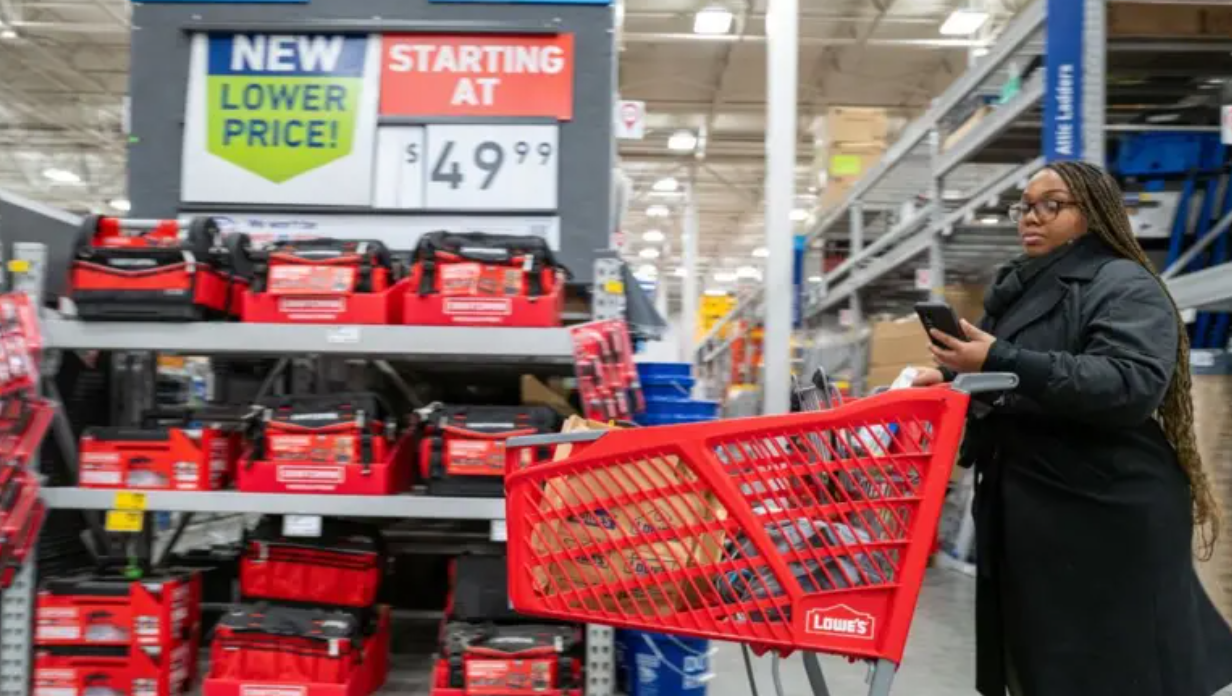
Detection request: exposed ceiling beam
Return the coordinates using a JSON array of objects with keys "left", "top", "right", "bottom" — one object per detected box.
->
[{"left": 622, "top": 33, "right": 985, "bottom": 48}]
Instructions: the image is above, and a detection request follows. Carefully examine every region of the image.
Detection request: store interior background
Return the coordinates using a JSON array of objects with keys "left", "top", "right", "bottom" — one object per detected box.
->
[{"left": 1, "top": 1, "right": 1231, "bottom": 695}]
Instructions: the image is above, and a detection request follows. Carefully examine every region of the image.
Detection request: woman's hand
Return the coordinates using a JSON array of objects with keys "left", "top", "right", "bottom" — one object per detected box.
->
[
  {"left": 930, "top": 319, "right": 997, "bottom": 374},
  {"left": 911, "top": 367, "right": 946, "bottom": 387}
]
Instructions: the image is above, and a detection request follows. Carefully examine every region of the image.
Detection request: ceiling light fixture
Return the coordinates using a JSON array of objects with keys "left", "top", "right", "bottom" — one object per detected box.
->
[
  {"left": 693, "top": 5, "right": 734, "bottom": 35},
  {"left": 808, "top": 275, "right": 823, "bottom": 283},
  {"left": 673, "top": 267, "right": 687, "bottom": 278},
  {"left": 791, "top": 208, "right": 811, "bottom": 222},
  {"left": 642, "top": 229, "right": 665, "bottom": 243},
  {"left": 667, "top": 130, "right": 698, "bottom": 152},
  {"left": 646, "top": 205, "right": 670, "bottom": 218},
  {"left": 43, "top": 168, "right": 81, "bottom": 184},
  {"left": 714, "top": 271, "right": 738, "bottom": 283},
  {"left": 0, "top": 28, "right": 17, "bottom": 40},
  {"left": 635, "top": 264, "right": 659, "bottom": 278},
  {"left": 704, "top": 289, "right": 729, "bottom": 297},
  {"left": 940, "top": 9, "right": 989, "bottom": 36},
  {"left": 638, "top": 248, "right": 661, "bottom": 260},
  {"left": 981, "top": 216, "right": 1001, "bottom": 225},
  {"left": 735, "top": 266, "right": 761, "bottom": 280},
  {"left": 752, "top": 247, "right": 769, "bottom": 258},
  {"left": 109, "top": 198, "right": 131, "bottom": 212},
  {"left": 652, "top": 177, "right": 679, "bottom": 193}
]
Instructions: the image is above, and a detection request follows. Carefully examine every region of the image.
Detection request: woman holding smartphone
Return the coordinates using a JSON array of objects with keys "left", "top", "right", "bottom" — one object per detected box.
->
[{"left": 912, "top": 160, "right": 1232, "bottom": 696}]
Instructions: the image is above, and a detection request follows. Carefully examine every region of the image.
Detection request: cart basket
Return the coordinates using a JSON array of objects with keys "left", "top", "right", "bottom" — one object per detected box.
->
[{"left": 504, "top": 375, "right": 1015, "bottom": 666}]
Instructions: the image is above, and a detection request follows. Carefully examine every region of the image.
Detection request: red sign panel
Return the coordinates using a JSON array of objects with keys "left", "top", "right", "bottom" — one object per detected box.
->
[{"left": 380, "top": 34, "right": 574, "bottom": 119}]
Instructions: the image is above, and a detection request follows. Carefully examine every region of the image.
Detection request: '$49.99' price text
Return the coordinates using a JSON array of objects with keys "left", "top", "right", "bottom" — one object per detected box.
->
[
  {"left": 418, "top": 124, "right": 559, "bottom": 211},
  {"left": 410, "top": 139, "right": 555, "bottom": 191}
]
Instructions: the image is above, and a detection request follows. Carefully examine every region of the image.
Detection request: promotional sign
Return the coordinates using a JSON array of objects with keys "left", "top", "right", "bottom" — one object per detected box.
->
[
  {"left": 373, "top": 124, "right": 559, "bottom": 211},
  {"left": 185, "top": 212, "right": 561, "bottom": 250},
  {"left": 615, "top": 100, "right": 646, "bottom": 140},
  {"left": 181, "top": 33, "right": 381, "bottom": 206},
  {"left": 1044, "top": 0, "right": 1084, "bottom": 161},
  {"left": 380, "top": 34, "right": 574, "bottom": 119}
]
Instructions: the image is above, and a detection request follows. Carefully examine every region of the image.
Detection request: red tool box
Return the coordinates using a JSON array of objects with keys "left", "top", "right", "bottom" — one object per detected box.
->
[
  {"left": 239, "top": 393, "right": 411, "bottom": 495},
  {"left": 68, "top": 215, "right": 244, "bottom": 321},
  {"left": 204, "top": 604, "right": 390, "bottom": 696},
  {"left": 36, "top": 571, "right": 201, "bottom": 649},
  {"left": 402, "top": 232, "right": 567, "bottom": 327},
  {"left": 414, "top": 405, "right": 557, "bottom": 498},
  {"left": 237, "top": 237, "right": 401, "bottom": 324},
  {"left": 240, "top": 518, "right": 384, "bottom": 609},
  {"left": 438, "top": 623, "right": 583, "bottom": 696},
  {"left": 34, "top": 641, "right": 197, "bottom": 696},
  {"left": 78, "top": 423, "right": 241, "bottom": 491}
]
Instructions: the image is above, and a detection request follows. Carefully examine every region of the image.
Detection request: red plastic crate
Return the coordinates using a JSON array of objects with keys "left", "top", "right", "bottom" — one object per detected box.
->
[
  {"left": 36, "top": 571, "right": 200, "bottom": 648},
  {"left": 203, "top": 607, "right": 389, "bottom": 696},
  {"left": 34, "top": 641, "right": 196, "bottom": 696},
  {"left": 240, "top": 536, "right": 382, "bottom": 608},
  {"left": 239, "top": 280, "right": 403, "bottom": 325},
  {"left": 401, "top": 272, "right": 564, "bottom": 327},
  {"left": 237, "top": 432, "right": 413, "bottom": 495},
  {"left": 78, "top": 426, "right": 240, "bottom": 491}
]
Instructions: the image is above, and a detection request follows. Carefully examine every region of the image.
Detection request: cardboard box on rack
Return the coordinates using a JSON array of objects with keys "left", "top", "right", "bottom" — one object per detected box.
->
[
  {"left": 944, "top": 106, "right": 993, "bottom": 151},
  {"left": 869, "top": 317, "right": 932, "bottom": 369},
  {"left": 1109, "top": 3, "right": 1202, "bottom": 37},
  {"left": 530, "top": 417, "right": 726, "bottom": 616},
  {"left": 820, "top": 107, "right": 890, "bottom": 144}
]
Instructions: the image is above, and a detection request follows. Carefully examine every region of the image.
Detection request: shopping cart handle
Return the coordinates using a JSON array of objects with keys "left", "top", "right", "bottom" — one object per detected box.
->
[
  {"left": 507, "top": 430, "right": 608, "bottom": 449},
  {"left": 951, "top": 372, "right": 1019, "bottom": 395}
]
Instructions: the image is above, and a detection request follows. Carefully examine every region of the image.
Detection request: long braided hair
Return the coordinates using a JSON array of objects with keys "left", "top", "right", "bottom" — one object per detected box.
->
[{"left": 1047, "top": 160, "right": 1220, "bottom": 558}]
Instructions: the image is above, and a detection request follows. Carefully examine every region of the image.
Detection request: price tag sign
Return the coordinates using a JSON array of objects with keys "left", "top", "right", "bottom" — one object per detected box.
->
[
  {"left": 105, "top": 510, "right": 144, "bottom": 533},
  {"left": 113, "top": 491, "right": 147, "bottom": 511},
  {"left": 490, "top": 519, "right": 507, "bottom": 542},
  {"left": 373, "top": 127, "right": 426, "bottom": 209},
  {"left": 326, "top": 326, "right": 361, "bottom": 344},
  {"left": 283, "top": 515, "right": 324, "bottom": 538},
  {"left": 424, "top": 124, "right": 558, "bottom": 211}
]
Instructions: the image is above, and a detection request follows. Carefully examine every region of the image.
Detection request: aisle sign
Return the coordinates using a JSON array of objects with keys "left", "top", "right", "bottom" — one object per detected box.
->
[
  {"left": 182, "top": 33, "right": 382, "bottom": 206},
  {"left": 380, "top": 34, "right": 574, "bottom": 119},
  {"left": 423, "top": 124, "right": 559, "bottom": 210},
  {"left": 1044, "top": 0, "right": 1084, "bottom": 161}
]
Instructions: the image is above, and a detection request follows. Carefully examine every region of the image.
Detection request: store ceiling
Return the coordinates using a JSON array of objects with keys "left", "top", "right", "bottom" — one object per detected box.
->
[{"left": 0, "top": 0, "right": 1029, "bottom": 293}]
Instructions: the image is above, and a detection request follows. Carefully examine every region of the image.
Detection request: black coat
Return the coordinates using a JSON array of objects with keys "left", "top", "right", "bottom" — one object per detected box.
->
[{"left": 965, "top": 238, "right": 1232, "bottom": 696}]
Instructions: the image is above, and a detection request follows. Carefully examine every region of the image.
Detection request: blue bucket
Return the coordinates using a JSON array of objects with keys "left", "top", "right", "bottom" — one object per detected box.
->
[
  {"left": 643, "top": 380, "right": 695, "bottom": 401},
  {"left": 620, "top": 630, "right": 712, "bottom": 696},
  {"left": 637, "top": 362, "right": 693, "bottom": 386},
  {"left": 643, "top": 399, "right": 720, "bottom": 419}
]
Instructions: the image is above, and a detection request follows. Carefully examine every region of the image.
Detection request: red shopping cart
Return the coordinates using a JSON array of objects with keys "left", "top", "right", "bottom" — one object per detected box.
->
[{"left": 504, "top": 373, "right": 1016, "bottom": 696}]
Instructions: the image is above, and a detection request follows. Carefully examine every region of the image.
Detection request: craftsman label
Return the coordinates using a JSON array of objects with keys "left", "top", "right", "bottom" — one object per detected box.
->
[
  {"left": 804, "top": 604, "right": 876, "bottom": 640},
  {"left": 446, "top": 439, "right": 505, "bottom": 475},
  {"left": 267, "top": 265, "right": 356, "bottom": 294},
  {"left": 444, "top": 297, "right": 514, "bottom": 322},
  {"left": 182, "top": 33, "right": 381, "bottom": 206},
  {"left": 276, "top": 464, "right": 346, "bottom": 485},
  {"left": 381, "top": 34, "right": 574, "bottom": 119}
]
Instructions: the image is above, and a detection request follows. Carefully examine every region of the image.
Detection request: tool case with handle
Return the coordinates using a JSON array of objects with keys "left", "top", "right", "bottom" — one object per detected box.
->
[
  {"left": 440, "top": 623, "right": 583, "bottom": 695},
  {"left": 402, "top": 232, "right": 566, "bottom": 327},
  {"left": 415, "top": 404, "right": 558, "bottom": 497},
  {"left": 0, "top": 467, "right": 45, "bottom": 589},
  {"left": 68, "top": 215, "right": 245, "bottom": 321},
  {"left": 34, "top": 641, "right": 197, "bottom": 696},
  {"left": 78, "top": 421, "right": 241, "bottom": 492},
  {"left": 239, "top": 393, "right": 412, "bottom": 496},
  {"left": 237, "top": 236, "right": 401, "bottom": 324},
  {"left": 240, "top": 517, "right": 385, "bottom": 609},
  {"left": 36, "top": 570, "right": 201, "bottom": 649}
]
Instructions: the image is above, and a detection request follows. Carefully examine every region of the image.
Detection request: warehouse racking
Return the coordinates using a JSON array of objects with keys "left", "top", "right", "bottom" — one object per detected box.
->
[{"left": 697, "top": 0, "right": 1232, "bottom": 401}]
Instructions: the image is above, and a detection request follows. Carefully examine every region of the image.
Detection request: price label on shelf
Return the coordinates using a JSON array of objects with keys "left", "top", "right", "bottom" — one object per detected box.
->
[
  {"left": 283, "top": 515, "right": 324, "bottom": 538},
  {"left": 105, "top": 510, "right": 144, "bottom": 534},
  {"left": 113, "top": 491, "right": 147, "bottom": 511},
  {"left": 490, "top": 519, "right": 507, "bottom": 543},
  {"left": 424, "top": 124, "right": 558, "bottom": 211}
]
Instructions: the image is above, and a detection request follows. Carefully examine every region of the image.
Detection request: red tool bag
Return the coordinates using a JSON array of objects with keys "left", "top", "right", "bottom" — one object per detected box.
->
[
  {"left": 414, "top": 405, "right": 557, "bottom": 497},
  {"left": 403, "top": 233, "right": 567, "bottom": 327},
  {"left": 78, "top": 420, "right": 241, "bottom": 491},
  {"left": 251, "top": 393, "right": 397, "bottom": 467},
  {"left": 238, "top": 237, "right": 399, "bottom": 324},
  {"left": 36, "top": 571, "right": 200, "bottom": 648},
  {"left": 209, "top": 604, "right": 365, "bottom": 684},
  {"left": 240, "top": 518, "right": 384, "bottom": 609},
  {"left": 0, "top": 467, "right": 44, "bottom": 588},
  {"left": 69, "top": 215, "right": 244, "bottom": 321},
  {"left": 441, "top": 623, "right": 582, "bottom": 694}
]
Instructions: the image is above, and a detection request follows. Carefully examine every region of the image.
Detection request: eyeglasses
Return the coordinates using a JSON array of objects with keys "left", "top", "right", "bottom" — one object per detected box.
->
[{"left": 1008, "top": 200, "right": 1079, "bottom": 223}]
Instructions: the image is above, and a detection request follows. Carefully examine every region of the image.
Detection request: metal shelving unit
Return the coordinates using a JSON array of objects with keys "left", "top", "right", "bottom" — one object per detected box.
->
[{"left": 40, "top": 489, "right": 507, "bottom": 520}]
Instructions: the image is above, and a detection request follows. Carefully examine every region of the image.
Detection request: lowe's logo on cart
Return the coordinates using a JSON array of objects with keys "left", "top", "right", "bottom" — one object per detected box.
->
[{"left": 804, "top": 604, "right": 876, "bottom": 640}]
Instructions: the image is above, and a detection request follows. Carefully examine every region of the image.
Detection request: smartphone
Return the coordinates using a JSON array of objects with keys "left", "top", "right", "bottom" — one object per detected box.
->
[{"left": 915, "top": 301, "right": 968, "bottom": 348}]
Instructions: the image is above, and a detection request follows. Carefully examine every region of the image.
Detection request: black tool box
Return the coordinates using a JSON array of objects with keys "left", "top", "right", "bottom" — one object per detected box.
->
[{"left": 414, "top": 405, "right": 558, "bottom": 497}]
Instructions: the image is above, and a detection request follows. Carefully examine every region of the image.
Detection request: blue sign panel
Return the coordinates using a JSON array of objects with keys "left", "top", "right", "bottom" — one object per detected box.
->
[
  {"left": 1044, "top": 0, "right": 1084, "bottom": 161},
  {"left": 793, "top": 235, "right": 805, "bottom": 329},
  {"left": 137, "top": 1, "right": 307, "bottom": 3}
]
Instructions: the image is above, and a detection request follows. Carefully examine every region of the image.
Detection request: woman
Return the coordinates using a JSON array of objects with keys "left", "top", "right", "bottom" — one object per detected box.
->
[{"left": 913, "top": 160, "right": 1232, "bottom": 696}]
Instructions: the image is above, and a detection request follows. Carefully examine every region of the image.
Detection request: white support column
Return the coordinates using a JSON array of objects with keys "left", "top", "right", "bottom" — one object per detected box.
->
[
  {"left": 1082, "top": 0, "right": 1106, "bottom": 166},
  {"left": 681, "top": 181, "right": 700, "bottom": 365},
  {"left": 762, "top": 0, "right": 798, "bottom": 415},
  {"left": 928, "top": 128, "right": 946, "bottom": 301}
]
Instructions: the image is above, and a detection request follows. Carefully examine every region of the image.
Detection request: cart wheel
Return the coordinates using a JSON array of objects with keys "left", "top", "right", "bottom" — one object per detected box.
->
[
  {"left": 187, "top": 216, "right": 220, "bottom": 258},
  {"left": 74, "top": 214, "right": 103, "bottom": 258}
]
